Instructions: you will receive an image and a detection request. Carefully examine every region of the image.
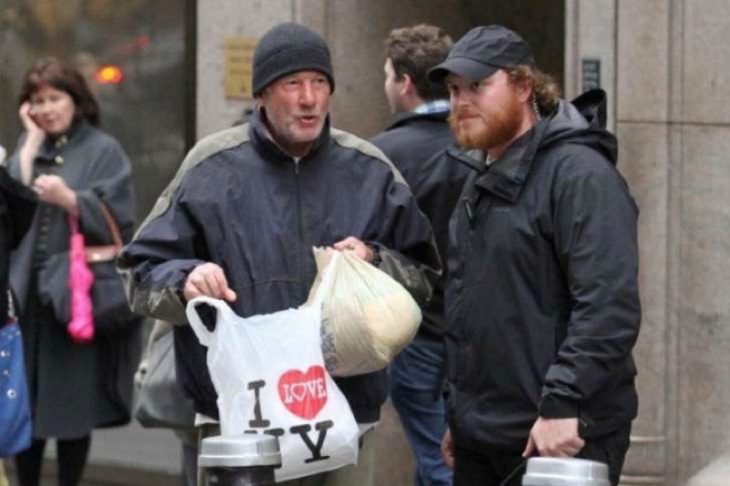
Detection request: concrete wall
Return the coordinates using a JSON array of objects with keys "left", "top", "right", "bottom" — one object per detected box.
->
[{"left": 566, "top": 1, "right": 730, "bottom": 484}]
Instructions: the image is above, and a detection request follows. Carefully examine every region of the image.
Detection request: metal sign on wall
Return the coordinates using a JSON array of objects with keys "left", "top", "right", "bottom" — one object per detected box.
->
[
  {"left": 581, "top": 58, "right": 601, "bottom": 92},
  {"left": 224, "top": 37, "right": 258, "bottom": 99}
]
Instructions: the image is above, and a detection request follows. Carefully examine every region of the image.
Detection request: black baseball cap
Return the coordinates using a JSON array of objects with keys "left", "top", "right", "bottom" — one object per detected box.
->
[{"left": 428, "top": 25, "right": 535, "bottom": 83}]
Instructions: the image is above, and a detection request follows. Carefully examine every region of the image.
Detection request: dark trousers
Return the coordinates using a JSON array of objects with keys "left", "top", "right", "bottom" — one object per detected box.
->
[
  {"left": 453, "top": 424, "right": 631, "bottom": 486},
  {"left": 14, "top": 435, "right": 91, "bottom": 486}
]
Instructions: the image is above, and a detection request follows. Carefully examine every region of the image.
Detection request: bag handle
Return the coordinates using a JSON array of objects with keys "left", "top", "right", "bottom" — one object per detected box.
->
[
  {"left": 85, "top": 202, "right": 124, "bottom": 263},
  {"left": 185, "top": 296, "right": 232, "bottom": 347},
  {"left": 309, "top": 250, "right": 343, "bottom": 307}
]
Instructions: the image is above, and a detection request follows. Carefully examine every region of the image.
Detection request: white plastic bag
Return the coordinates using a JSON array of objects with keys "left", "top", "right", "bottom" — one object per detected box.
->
[
  {"left": 308, "top": 247, "right": 422, "bottom": 377},
  {"left": 186, "top": 277, "right": 359, "bottom": 482}
]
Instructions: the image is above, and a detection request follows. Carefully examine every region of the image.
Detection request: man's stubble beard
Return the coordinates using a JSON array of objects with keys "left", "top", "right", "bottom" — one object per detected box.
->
[{"left": 449, "top": 94, "right": 524, "bottom": 153}]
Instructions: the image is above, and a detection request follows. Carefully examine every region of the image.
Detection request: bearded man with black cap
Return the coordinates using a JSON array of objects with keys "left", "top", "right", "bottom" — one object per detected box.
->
[
  {"left": 427, "top": 25, "right": 641, "bottom": 485},
  {"left": 119, "top": 22, "right": 440, "bottom": 485}
]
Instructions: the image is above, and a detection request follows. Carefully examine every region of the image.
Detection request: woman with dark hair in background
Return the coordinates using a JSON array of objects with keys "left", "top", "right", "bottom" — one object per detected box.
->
[{"left": 6, "top": 57, "right": 140, "bottom": 486}]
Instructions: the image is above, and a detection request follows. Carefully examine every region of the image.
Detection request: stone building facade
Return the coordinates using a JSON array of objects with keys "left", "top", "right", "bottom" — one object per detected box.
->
[{"left": 567, "top": 1, "right": 730, "bottom": 484}]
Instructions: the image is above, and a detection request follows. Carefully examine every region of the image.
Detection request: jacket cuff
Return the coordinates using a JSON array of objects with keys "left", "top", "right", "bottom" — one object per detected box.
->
[
  {"left": 364, "top": 242, "right": 382, "bottom": 267},
  {"left": 539, "top": 394, "right": 580, "bottom": 418}
]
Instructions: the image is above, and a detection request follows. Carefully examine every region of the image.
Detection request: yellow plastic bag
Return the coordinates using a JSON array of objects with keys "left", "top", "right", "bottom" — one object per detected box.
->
[{"left": 307, "top": 247, "right": 422, "bottom": 377}]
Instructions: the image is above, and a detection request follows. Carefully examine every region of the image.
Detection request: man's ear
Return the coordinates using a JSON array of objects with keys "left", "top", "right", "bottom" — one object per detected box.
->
[
  {"left": 255, "top": 91, "right": 269, "bottom": 111},
  {"left": 514, "top": 78, "right": 533, "bottom": 103},
  {"left": 401, "top": 73, "right": 415, "bottom": 97}
]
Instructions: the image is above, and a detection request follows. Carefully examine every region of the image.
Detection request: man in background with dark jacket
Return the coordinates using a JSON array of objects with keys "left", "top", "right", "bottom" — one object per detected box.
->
[
  {"left": 371, "top": 24, "right": 469, "bottom": 486},
  {"left": 428, "top": 25, "right": 640, "bottom": 486},
  {"left": 119, "top": 22, "right": 440, "bottom": 486}
]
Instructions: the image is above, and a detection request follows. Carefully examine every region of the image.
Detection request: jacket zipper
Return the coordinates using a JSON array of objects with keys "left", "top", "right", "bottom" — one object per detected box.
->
[{"left": 294, "top": 159, "right": 306, "bottom": 302}]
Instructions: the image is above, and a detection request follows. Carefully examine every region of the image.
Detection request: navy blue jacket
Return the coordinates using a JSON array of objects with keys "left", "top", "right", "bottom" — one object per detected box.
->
[
  {"left": 119, "top": 109, "right": 440, "bottom": 422},
  {"left": 372, "top": 111, "right": 469, "bottom": 339}
]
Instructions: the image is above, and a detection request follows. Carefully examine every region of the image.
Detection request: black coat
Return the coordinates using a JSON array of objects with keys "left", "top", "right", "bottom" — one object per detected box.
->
[
  {"left": 0, "top": 166, "right": 37, "bottom": 320},
  {"left": 371, "top": 111, "right": 470, "bottom": 339},
  {"left": 444, "top": 90, "right": 641, "bottom": 451},
  {"left": 119, "top": 110, "right": 441, "bottom": 423},
  {"left": 7, "top": 122, "right": 141, "bottom": 439}
]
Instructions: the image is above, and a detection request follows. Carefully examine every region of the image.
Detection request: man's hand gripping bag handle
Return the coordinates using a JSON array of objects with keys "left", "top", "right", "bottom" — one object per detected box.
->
[
  {"left": 186, "top": 249, "right": 342, "bottom": 346},
  {"left": 186, "top": 296, "right": 233, "bottom": 347}
]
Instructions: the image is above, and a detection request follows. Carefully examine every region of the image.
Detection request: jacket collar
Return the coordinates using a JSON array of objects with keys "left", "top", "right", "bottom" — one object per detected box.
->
[
  {"left": 384, "top": 110, "right": 450, "bottom": 132},
  {"left": 445, "top": 145, "right": 485, "bottom": 173},
  {"left": 463, "top": 117, "right": 550, "bottom": 204},
  {"left": 249, "top": 107, "right": 331, "bottom": 162},
  {"left": 35, "top": 120, "right": 91, "bottom": 165},
  {"left": 469, "top": 91, "right": 616, "bottom": 204}
]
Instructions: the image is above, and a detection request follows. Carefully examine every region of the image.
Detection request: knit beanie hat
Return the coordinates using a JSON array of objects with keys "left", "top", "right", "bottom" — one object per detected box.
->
[{"left": 252, "top": 22, "right": 335, "bottom": 96}]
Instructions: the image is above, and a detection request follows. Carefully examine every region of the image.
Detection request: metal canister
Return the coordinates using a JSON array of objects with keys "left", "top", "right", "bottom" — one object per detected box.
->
[
  {"left": 199, "top": 435, "right": 281, "bottom": 486},
  {"left": 522, "top": 457, "right": 611, "bottom": 486}
]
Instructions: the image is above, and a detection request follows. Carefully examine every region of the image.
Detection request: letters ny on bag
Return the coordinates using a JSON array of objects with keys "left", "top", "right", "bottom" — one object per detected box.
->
[{"left": 246, "top": 365, "right": 333, "bottom": 464}]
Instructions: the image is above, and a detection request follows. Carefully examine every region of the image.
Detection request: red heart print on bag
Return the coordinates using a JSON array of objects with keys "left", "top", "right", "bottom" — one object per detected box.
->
[{"left": 277, "top": 366, "right": 328, "bottom": 420}]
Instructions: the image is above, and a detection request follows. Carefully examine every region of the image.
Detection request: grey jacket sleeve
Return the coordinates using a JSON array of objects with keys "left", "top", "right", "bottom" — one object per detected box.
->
[
  {"left": 117, "top": 187, "right": 205, "bottom": 324},
  {"left": 368, "top": 176, "right": 441, "bottom": 307},
  {"left": 117, "top": 176, "right": 206, "bottom": 325},
  {"left": 118, "top": 125, "right": 250, "bottom": 325}
]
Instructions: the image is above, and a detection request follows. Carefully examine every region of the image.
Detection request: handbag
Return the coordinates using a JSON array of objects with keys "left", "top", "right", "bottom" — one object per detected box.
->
[
  {"left": 66, "top": 213, "right": 95, "bottom": 343},
  {"left": 133, "top": 330, "right": 195, "bottom": 429},
  {"left": 37, "top": 203, "right": 140, "bottom": 336},
  {"left": 0, "top": 293, "right": 31, "bottom": 457}
]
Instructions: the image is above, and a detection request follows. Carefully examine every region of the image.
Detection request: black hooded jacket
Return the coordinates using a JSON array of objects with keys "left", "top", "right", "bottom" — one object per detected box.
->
[{"left": 444, "top": 90, "right": 640, "bottom": 451}]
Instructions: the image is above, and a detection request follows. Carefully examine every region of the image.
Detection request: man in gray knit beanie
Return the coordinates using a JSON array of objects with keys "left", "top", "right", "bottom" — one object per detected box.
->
[
  {"left": 251, "top": 22, "right": 336, "bottom": 158},
  {"left": 120, "top": 21, "right": 441, "bottom": 486}
]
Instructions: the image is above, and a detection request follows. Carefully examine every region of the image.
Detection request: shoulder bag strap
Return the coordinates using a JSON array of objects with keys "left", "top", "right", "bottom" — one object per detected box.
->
[{"left": 85, "top": 203, "right": 123, "bottom": 263}]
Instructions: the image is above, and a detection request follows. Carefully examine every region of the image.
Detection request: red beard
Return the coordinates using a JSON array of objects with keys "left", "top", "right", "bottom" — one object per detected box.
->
[{"left": 449, "top": 93, "right": 525, "bottom": 152}]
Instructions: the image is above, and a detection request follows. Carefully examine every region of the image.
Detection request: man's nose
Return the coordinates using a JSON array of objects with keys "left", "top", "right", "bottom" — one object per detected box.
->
[
  {"left": 299, "top": 82, "right": 316, "bottom": 106},
  {"left": 450, "top": 94, "right": 468, "bottom": 113},
  {"left": 450, "top": 90, "right": 464, "bottom": 105}
]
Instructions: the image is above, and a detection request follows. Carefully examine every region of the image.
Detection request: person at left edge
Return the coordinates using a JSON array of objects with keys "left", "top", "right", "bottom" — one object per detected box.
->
[
  {"left": 1, "top": 148, "right": 36, "bottom": 484},
  {"left": 1, "top": 146, "right": 36, "bottom": 332},
  {"left": 6, "top": 58, "right": 139, "bottom": 486},
  {"left": 118, "top": 22, "right": 441, "bottom": 486}
]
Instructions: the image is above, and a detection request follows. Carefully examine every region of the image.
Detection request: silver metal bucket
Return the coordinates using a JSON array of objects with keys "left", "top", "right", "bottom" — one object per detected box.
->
[
  {"left": 522, "top": 457, "right": 611, "bottom": 486},
  {"left": 199, "top": 435, "right": 281, "bottom": 486}
]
